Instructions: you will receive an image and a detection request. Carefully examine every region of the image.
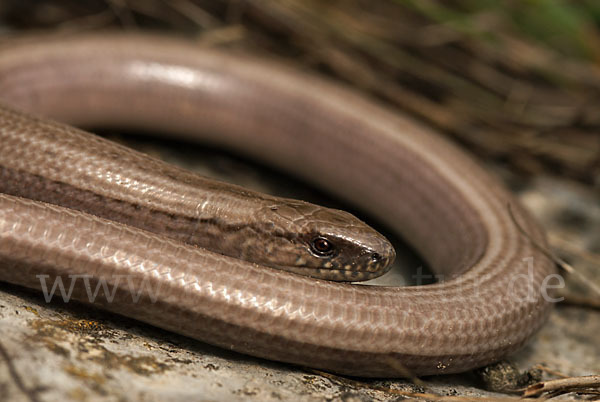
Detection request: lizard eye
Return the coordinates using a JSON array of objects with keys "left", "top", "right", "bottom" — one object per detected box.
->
[{"left": 310, "top": 237, "right": 335, "bottom": 257}]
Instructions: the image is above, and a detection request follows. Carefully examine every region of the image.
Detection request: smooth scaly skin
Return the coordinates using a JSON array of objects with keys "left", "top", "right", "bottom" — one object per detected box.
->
[
  {"left": 0, "top": 107, "right": 394, "bottom": 282},
  {"left": 0, "top": 34, "right": 555, "bottom": 377}
]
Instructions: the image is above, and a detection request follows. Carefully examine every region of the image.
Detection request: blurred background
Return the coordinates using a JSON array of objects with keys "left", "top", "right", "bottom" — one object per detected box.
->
[
  {"left": 1, "top": 0, "right": 599, "bottom": 186},
  {"left": 0, "top": 1, "right": 598, "bottom": 401}
]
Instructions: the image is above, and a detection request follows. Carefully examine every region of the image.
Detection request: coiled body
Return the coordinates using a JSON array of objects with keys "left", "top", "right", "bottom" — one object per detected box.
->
[{"left": 0, "top": 34, "right": 555, "bottom": 376}]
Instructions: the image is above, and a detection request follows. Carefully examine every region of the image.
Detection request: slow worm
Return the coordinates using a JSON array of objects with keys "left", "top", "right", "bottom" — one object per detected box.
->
[{"left": 0, "top": 34, "right": 556, "bottom": 377}]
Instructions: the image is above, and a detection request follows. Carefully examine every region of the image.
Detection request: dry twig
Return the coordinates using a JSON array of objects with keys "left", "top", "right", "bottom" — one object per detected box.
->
[{"left": 523, "top": 375, "right": 600, "bottom": 398}]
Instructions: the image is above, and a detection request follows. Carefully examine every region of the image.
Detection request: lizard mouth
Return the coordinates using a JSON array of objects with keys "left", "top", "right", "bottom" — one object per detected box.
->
[{"left": 273, "top": 264, "right": 393, "bottom": 282}]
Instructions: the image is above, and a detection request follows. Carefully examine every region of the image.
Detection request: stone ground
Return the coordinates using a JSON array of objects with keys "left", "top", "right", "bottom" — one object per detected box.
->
[{"left": 0, "top": 134, "right": 598, "bottom": 402}]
